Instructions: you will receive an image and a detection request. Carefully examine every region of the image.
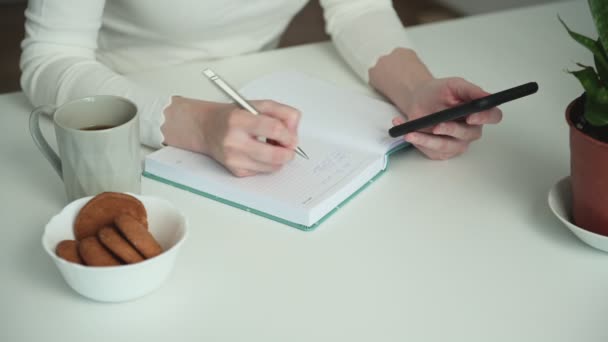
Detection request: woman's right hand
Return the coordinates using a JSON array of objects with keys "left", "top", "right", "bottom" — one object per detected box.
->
[{"left": 161, "top": 96, "right": 301, "bottom": 177}]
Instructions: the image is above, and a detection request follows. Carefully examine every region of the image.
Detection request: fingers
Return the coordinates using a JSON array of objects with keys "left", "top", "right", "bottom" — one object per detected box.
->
[
  {"left": 392, "top": 116, "right": 406, "bottom": 126},
  {"left": 467, "top": 107, "right": 503, "bottom": 125},
  {"left": 392, "top": 114, "right": 485, "bottom": 142},
  {"left": 253, "top": 100, "right": 301, "bottom": 133},
  {"left": 222, "top": 147, "right": 292, "bottom": 177},
  {"left": 237, "top": 100, "right": 301, "bottom": 149},
  {"left": 390, "top": 77, "right": 505, "bottom": 161},
  {"left": 221, "top": 142, "right": 291, "bottom": 177},
  {"left": 432, "top": 121, "right": 482, "bottom": 141},
  {"left": 391, "top": 115, "right": 434, "bottom": 134},
  {"left": 225, "top": 156, "right": 284, "bottom": 177},
  {"left": 403, "top": 118, "right": 485, "bottom": 159},
  {"left": 447, "top": 77, "right": 489, "bottom": 102},
  {"left": 405, "top": 132, "right": 470, "bottom": 160},
  {"left": 243, "top": 138, "right": 295, "bottom": 165},
  {"left": 445, "top": 78, "right": 503, "bottom": 125},
  {"left": 219, "top": 107, "right": 297, "bottom": 177},
  {"left": 235, "top": 110, "right": 297, "bottom": 148}
]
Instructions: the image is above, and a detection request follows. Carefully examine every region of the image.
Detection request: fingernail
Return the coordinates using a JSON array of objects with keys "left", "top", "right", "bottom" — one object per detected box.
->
[{"left": 405, "top": 133, "right": 416, "bottom": 143}]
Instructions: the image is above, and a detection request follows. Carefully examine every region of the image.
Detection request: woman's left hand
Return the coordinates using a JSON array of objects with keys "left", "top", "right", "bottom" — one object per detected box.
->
[
  {"left": 369, "top": 48, "right": 503, "bottom": 160},
  {"left": 393, "top": 77, "right": 503, "bottom": 160}
]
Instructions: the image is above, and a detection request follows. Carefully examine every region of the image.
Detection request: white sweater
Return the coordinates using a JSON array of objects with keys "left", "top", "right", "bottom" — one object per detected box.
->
[{"left": 20, "top": 0, "right": 411, "bottom": 148}]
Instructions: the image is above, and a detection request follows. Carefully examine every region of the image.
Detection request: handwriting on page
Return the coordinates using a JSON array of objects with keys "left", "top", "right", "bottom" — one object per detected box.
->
[
  {"left": 233, "top": 144, "right": 376, "bottom": 207},
  {"left": 312, "top": 151, "right": 352, "bottom": 187}
]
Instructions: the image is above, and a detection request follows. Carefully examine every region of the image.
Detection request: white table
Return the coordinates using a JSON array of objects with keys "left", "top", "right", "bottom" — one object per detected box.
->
[{"left": 1, "top": 1, "right": 604, "bottom": 341}]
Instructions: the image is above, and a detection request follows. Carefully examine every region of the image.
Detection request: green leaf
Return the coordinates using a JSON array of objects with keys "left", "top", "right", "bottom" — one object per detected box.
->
[
  {"left": 559, "top": 15, "right": 608, "bottom": 76},
  {"left": 589, "top": 0, "right": 608, "bottom": 53},
  {"left": 584, "top": 95, "right": 608, "bottom": 126},
  {"left": 570, "top": 65, "right": 602, "bottom": 94},
  {"left": 571, "top": 65, "right": 608, "bottom": 103},
  {"left": 570, "top": 64, "right": 608, "bottom": 126},
  {"left": 595, "top": 40, "right": 608, "bottom": 83}
]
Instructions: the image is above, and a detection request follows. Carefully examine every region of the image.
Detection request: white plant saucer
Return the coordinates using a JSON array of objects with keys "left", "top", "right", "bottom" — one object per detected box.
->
[{"left": 548, "top": 176, "right": 608, "bottom": 253}]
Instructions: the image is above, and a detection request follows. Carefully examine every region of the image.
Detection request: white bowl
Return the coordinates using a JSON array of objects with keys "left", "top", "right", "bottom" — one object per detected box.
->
[
  {"left": 42, "top": 194, "right": 188, "bottom": 302},
  {"left": 548, "top": 176, "right": 608, "bottom": 253}
]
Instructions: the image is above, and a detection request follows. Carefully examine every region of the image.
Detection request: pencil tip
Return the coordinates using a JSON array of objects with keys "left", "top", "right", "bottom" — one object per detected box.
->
[{"left": 295, "top": 148, "right": 309, "bottom": 160}]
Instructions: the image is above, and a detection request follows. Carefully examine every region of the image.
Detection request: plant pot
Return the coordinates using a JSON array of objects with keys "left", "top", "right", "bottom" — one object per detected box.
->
[{"left": 566, "top": 94, "right": 608, "bottom": 236}]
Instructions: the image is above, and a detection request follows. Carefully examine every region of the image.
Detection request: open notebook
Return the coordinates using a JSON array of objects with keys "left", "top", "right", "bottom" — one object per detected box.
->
[{"left": 143, "top": 71, "right": 409, "bottom": 230}]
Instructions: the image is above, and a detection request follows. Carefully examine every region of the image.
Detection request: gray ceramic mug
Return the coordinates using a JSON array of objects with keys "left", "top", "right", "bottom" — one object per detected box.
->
[{"left": 29, "top": 95, "right": 141, "bottom": 201}]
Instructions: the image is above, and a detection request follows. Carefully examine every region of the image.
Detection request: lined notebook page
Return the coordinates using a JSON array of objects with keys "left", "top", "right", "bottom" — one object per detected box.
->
[{"left": 240, "top": 71, "right": 405, "bottom": 155}]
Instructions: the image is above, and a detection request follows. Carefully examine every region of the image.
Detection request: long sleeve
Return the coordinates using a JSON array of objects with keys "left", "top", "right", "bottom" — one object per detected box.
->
[
  {"left": 320, "top": 0, "right": 413, "bottom": 82},
  {"left": 20, "top": 0, "right": 170, "bottom": 148}
]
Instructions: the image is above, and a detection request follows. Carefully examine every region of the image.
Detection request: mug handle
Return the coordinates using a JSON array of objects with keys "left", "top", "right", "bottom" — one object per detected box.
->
[{"left": 29, "top": 105, "right": 62, "bottom": 179}]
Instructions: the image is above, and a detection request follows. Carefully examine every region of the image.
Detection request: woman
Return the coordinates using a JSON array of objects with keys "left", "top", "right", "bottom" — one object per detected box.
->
[{"left": 20, "top": 0, "right": 502, "bottom": 177}]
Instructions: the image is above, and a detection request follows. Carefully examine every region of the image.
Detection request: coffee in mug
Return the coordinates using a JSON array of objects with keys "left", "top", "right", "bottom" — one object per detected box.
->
[{"left": 80, "top": 125, "right": 117, "bottom": 131}]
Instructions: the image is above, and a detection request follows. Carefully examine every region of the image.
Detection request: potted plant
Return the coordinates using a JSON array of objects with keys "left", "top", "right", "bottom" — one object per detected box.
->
[{"left": 560, "top": 0, "right": 608, "bottom": 236}]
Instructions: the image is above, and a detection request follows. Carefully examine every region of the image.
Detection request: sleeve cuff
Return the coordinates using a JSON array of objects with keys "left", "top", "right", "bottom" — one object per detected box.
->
[{"left": 138, "top": 94, "right": 173, "bottom": 149}]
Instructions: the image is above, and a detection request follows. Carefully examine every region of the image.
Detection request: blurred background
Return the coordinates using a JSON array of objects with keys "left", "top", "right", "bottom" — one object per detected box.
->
[{"left": 0, "top": 0, "right": 559, "bottom": 94}]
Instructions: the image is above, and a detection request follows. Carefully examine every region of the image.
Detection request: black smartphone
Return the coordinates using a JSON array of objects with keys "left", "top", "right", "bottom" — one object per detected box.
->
[{"left": 388, "top": 82, "right": 539, "bottom": 138}]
